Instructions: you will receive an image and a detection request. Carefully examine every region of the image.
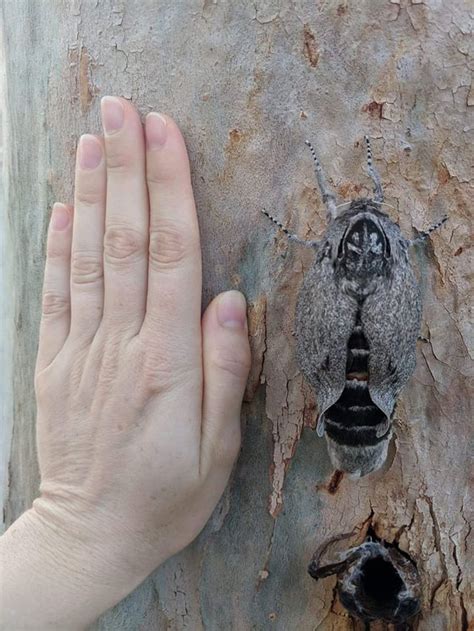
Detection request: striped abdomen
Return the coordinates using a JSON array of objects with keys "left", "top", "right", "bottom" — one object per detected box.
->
[{"left": 324, "top": 323, "right": 390, "bottom": 447}]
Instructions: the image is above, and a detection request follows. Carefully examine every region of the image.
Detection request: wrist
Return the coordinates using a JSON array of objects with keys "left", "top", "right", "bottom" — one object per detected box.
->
[{"left": 0, "top": 502, "right": 155, "bottom": 630}]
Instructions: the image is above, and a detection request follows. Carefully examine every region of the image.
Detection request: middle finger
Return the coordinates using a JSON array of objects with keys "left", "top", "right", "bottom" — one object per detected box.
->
[{"left": 100, "top": 96, "right": 149, "bottom": 333}]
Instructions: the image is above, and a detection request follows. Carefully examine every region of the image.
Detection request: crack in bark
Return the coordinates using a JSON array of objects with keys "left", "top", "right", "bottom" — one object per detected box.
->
[
  {"left": 421, "top": 493, "right": 450, "bottom": 610},
  {"left": 393, "top": 512, "right": 416, "bottom": 545},
  {"left": 172, "top": 565, "right": 191, "bottom": 629},
  {"left": 244, "top": 295, "right": 267, "bottom": 402},
  {"left": 451, "top": 536, "right": 468, "bottom": 630},
  {"left": 256, "top": 517, "right": 277, "bottom": 591},
  {"left": 314, "top": 576, "right": 340, "bottom": 630},
  {"left": 268, "top": 371, "right": 305, "bottom": 516}
]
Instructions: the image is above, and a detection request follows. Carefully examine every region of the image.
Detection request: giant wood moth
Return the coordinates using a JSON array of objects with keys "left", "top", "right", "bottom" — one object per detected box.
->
[{"left": 262, "top": 136, "right": 446, "bottom": 477}]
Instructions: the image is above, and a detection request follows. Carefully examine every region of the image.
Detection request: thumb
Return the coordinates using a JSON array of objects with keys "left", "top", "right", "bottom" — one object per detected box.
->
[{"left": 200, "top": 290, "right": 251, "bottom": 477}]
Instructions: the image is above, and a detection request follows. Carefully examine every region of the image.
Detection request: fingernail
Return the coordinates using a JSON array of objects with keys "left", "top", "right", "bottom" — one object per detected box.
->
[
  {"left": 101, "top": 96, "right": 124, "bottom": 133},
  {"left": 217, "top": 291, "right": 247, "bottom": 330},
  {"left": 79, "top": 134, "right": 103, "bottom": 169},
  {"left": 145, "top": 112, "right": 168, "bottom": 150},
  {"left": 51, "top": 203, "right": 70, "bottom": 231}
]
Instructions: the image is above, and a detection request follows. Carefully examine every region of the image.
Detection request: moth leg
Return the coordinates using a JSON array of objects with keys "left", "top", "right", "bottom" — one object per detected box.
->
[
  {"left": 261, "top": 209, "right": 319, "bottom": 248},
  {"left": 305, "top": 140, "right": 338, "bottom": 220},
  {"left": 364, "top": 135, "right": 384, "bottom": 204},
  {"left": 408, "top": 216, "right": 448, "bottom": 246},
  {"left": 308, "top": 558, "right": 348, "bottom": 580}
]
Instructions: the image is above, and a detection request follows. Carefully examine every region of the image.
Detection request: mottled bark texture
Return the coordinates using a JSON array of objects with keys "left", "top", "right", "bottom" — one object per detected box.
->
[{"left": 1, "top": 1, "right": 472, "bottom": 629}]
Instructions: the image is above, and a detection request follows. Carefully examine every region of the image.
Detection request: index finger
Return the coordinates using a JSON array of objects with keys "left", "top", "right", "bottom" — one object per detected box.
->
[{"left": 141, "top": 113, "right": 202, "bottom": 349}]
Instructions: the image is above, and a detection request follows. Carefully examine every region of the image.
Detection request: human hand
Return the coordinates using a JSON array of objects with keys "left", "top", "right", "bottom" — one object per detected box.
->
[{"left": 0, "top": 97, "right": 251, "bottom": 629}]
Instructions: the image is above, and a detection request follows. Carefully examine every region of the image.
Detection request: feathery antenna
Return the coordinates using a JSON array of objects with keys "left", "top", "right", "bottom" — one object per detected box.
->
[
  {"left": 364, "top": 135, "right": 384, "bottom": 204},
  {"left": 305, "top": 140, "right": 338, "bottom": 220},
  {"left": 260, "top": 209, "right": 319, "bottom": 248},
  {"left": 409, "top": 216, "right": 448, "bottom": 246}
]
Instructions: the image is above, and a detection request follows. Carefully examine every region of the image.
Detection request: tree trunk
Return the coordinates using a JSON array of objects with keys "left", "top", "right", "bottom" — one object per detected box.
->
[{"left": 1, "top": 1, "right": 471, "bottom": 629}]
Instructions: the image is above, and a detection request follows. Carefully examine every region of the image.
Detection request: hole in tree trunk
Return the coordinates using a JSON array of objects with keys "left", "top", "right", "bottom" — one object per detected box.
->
[
  {"left": 309, "top": 534, "right": 421, "bottom": 624},
  {"left": 359, "top": 556, "right": 404, "bottom": 613}
]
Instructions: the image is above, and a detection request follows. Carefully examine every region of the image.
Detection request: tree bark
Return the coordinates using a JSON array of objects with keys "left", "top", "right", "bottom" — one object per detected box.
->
[{"left": 1, "top": 1, "right": 472, "bottom": 629}]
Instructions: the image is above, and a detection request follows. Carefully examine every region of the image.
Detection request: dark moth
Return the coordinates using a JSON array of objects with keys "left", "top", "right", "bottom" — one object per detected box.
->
[{"left": 263, "top": 136, "right": 446, "bottom": 477}]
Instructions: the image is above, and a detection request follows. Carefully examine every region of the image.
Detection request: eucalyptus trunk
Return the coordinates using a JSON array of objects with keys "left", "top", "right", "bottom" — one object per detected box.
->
[{"left": 1, "top": 1, "right": 471, "bottom": 629}]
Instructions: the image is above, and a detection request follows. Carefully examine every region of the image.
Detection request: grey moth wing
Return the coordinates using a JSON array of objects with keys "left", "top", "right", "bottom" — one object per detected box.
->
[
  {"left": 316, "top": 416, "right": 325, "bottom": 438},
  {"left": 295, "top": 245, "right": 358, "bottom": 427},
  {"left": 362, "top": 254, "right": 422, "bottom": 420},
  {"left": 375, "top": 416, "right": 392, "bottom": 438}
]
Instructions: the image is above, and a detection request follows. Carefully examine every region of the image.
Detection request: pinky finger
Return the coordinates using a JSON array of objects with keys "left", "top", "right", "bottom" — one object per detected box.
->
[{"left": 36, "top": 203, "right": 73, "bottom": 374}]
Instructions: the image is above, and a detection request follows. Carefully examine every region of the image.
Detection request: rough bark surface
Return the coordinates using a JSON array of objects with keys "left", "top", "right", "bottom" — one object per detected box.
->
[{"left": 1, "top": 1, "right": 472, "bottom": 629}]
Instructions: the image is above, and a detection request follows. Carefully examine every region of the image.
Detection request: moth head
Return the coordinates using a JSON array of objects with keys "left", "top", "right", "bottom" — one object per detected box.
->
[{"left": 336, "top": 207, "right": 391, "bottom": 278}]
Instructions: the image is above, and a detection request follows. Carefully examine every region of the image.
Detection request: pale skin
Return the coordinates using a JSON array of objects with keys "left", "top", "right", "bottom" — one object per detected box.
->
[{"left": 0, "top": 96, "right": 251, "bottom": 630}]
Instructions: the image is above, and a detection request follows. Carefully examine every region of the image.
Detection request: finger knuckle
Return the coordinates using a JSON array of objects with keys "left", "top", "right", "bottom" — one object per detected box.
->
[
  {"left": 104, "top": 225, "right": 146, "bottom": 264},
  {"left": 146, "top": 168, "right": 176, "bottom": 186},
  {"left": 71, "top": 251, "right": 103, "bottom": 285},
  {"left": 75, "top": 188, "right": 103, "bottom": 207},
  {"left": 132, "top": 337, "right": 194, "bottom": 395},
  {"left": 47, "top": 241, "right": 69, "bottom": 260},
  {"left": 143, "top": 357, "right": 191, "bottom": 394},
  {"left": 105, "top": 146, "right": 135, "bottom": 173},
  {"left": 149, "top": 221, "right": 196, "bottom": 270},
  {"left": 211, "top": 348, "right": 251, "bottom": 380},
  {"left": 42, "top": 291, "right": 69, "bottom": 317}
]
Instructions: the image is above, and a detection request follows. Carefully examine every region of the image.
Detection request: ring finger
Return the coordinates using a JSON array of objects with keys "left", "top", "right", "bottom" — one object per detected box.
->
[{"left": 69, "top": 134, "right": 106, "bottom": 341}]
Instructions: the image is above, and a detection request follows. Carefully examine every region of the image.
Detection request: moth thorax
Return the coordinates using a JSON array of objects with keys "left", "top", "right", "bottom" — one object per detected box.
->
[{"left": 339, "top": 215, "right": 389, "bottom": 278}]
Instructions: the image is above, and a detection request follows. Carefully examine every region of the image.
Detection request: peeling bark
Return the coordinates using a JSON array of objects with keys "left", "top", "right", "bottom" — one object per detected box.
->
[{"left": 1, "top": 0, "right": 472, "bottom": 629}]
